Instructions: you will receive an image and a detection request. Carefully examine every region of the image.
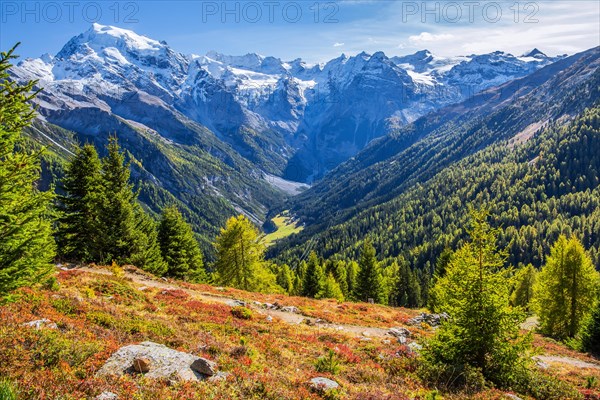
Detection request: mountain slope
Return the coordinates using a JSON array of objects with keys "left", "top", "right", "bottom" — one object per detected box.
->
[{"left": 270, "top": 47, "right": 600, "bottom": 268}]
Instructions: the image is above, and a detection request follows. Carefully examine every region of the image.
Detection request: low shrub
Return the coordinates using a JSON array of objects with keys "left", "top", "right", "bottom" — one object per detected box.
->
[
  {"left": 0, "top": 378, "right": 18, "bottom": 400},
  {"left": 231, "top": 306, "right": 252, "bottom": 320},
  {"left": 315, "top": 349, "right": 341, "bottom": 375}
]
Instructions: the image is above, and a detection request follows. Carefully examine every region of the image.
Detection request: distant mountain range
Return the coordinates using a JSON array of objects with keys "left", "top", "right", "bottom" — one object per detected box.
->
[{"left": 9, "top": 24, "right": 589, "bottom": 256}]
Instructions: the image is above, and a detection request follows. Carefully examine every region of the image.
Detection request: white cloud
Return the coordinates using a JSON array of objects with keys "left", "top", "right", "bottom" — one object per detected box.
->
[
  {"left": 409, "top": 32, "right": 455, "bottom": 44},
  {"left": 333, "top": 42, "right": 345, "bottom": 47}
]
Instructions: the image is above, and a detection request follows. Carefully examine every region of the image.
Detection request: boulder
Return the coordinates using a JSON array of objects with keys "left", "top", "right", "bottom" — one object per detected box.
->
[
  {"left": 407, "top": 312, "right": 449, "bottom": 327},
  {"left": 22, "top": 319, "right": 58, "bottom": 330},
  {"left": 227, "top": 299, "right": 246, "bottom": 307},
  {"left": 388, "top": 327, "right": 411, "bottom": 338},
  {"left": 280, "top": 306, "right": 299, "bottom": 313},
  {"left": 310, "top": 377, "right": 339, "bottom": 392},
  {"left": 96, "top": 341, "right": 218, "bottom": 382}
]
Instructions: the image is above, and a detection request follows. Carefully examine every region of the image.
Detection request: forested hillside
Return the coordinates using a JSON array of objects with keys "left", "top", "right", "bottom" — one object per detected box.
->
[
  {"left": 272, "top": 104, "right": 600, "bottom": 272},
  {"left": 270, "top": 48, "right": 600, "bottom": 270}
]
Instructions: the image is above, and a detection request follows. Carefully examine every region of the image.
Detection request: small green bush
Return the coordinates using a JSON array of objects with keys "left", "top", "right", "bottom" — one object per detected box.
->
[
  {"left": 51, "top": 297, "right": 78, "bottom": 316},
  {"left": 515, "top": 369, "right": 582, "bottom": 400},
  {"left": 91, "top": 279, "right": 141, "bottom": 300},
  {"left": 231, "top": 306, "right": 252, "bottom": 320},
  {"left": 0, "top": 378, "right": 18, "bottom": 400},
  {"left": 86, "top": 311, "right": 117, "bottom": 328},
  {"left": 315, "top": 349, "right": 341, "bottom": 375}
]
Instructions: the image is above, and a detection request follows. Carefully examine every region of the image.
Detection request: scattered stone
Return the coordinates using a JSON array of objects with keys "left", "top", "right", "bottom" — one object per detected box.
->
[
  {"left": 227, "top": 299, "right": 246, "bottom": 307},
  {"left": 22, "top": 319, "right": 58, "bottom": 330},
  {"left": 161, "top": 277, "right": 168, "bottom": 282},
  {"left": 407, "top": 312, "right": 449, "bottom": 327},
  {"left": 133, "top": 357, "right": 151, "bottom": 373},
  {"left": 264, "top": 303, "right": 275, "bottom": 309},
  {"left": 360, "top": 337, "right": 372, "bottom": 342},
  {"left": 266, "top": 315, "right": 273, "bottom": 322},
  {"left": 362, "top": 331, "right": 371, "bottom": 337},
  {"left": 388, "top": 327, "right": 411, "bottom": 338},
  {"left": 95, "top": 392, "right": 118, "bottom": 400},
  {"left": 138, "top": 286, "right": 148, "bottom": 291},
  {"left": 535, "top": 359, "right": 550, "bottom": 370},
  {"left": 190, "top": 357, "right": 217, "bottom": 376},
  {"left": 280, "top": 306, "right": 299, "bottom": 313},
  {"left": 96, "top": 341, "right": 218, "bottom": 382},
  {"left": 310, "top": 377, "right": 339, "bottom": 392},
  {"left": 397, "top": 336, "right": 407, "bottom": 345},
  {"left": 382, "top": 339, "right": 391, "bottom": 345},
  {"left": 408, "top": 342, "right": 423, "bottom": 352}
]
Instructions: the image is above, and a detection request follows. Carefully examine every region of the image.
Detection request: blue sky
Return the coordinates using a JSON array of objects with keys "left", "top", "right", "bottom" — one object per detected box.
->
[{"left": 1, "top": 1, "right": 599, "bottom": 63}]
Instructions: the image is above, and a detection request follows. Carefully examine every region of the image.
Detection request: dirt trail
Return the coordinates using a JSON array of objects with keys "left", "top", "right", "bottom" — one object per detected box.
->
[
  {"left": 71, "top": 266, "right": 390, "bottom": 338},
  {"left": 535, "top": 356, "right": 600, "bottom": 370}
]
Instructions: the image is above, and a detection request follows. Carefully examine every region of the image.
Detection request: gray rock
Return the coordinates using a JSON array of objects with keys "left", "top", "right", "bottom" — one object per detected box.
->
[
  {"left": 505, "top": 394, "right": 523, "bottom": 400},
  {"left": 266, "top": 315, "right": 273, "bottom": 322},
  {"left": 227, "top": 299, "right": 246, "bottom": 307},
  {"left": 388, "top": 327, "right": 411, "bottom": 338},
  {"left": 190, "top": 357, "right": 217, "bottom": 376},
  {"left": 23, "top": 319, "right": 58, "bottom": 330},
  {"left": 95, "top": 392, "right": 118, "bottom": 400},
  {"left": 96, "top": 341, "right": 218, "bottom": 382},
  {"left": 407, "top": 312, "right": 449, "bottom": 327},
  {"left": 310, "top": 377, "right": 339, "bottom": 392},
  {"left": 280, "top": 306, "right": 299, "bottom": 313}
]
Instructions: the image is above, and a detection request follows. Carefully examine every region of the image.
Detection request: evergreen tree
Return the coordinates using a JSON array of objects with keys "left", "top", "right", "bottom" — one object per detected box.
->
[
  {"left": 157, "top": 205, "right": 204, "bottom": 281},
  {"left": 316, "top": 273, "right": 345, "bottom": 301},
  {"left": 99, "top": 136, "right": 138, "bottom": 262},
  {"left": 0, "top": 45, "right": 55, "bottom": 294},
  {"left": 345, "top": 260, "right": 359, "bottom": 300},
  {"left": 130, "top": 207, "right": 168, "bottom": 276},
  {"left": 396, "top": 262, "right": 421, "bottom": 308},
  {"left": 56, "top": 144, "right": 103, "bottom": 262},
  {"left": 510, "top": 264, "right": 536, "bottom": 312},
  {"left": 580, "top": 296, "right": 600, "bottom": 356},
  {"left": 428, "top": 248, "right": 453, "bottom": 312},
  {"left": 422, "top": 210, "right": 530, "bottom": 387},
  {"left": 534, "top": 235, "right": 599, "bottom": 339},
  {"left": 302, "top": 251, "right": 324, "bottom": 298},
  {"left": 355, "top": 240, "right": 383, "bottom": 303},
  {"left": 214, "top": 215, "right": 277, "bottom": 292},
  {"left": 333, "top": 260, "right": 349, "bottom": 297}
]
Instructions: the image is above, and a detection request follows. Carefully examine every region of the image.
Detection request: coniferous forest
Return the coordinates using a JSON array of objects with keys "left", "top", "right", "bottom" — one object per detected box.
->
[{"left": 1, "top": 29, "right": 599, "bottom": 400}]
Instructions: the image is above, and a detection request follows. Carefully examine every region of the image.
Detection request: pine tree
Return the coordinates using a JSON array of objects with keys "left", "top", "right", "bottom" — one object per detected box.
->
[
  {"left": 56, "top": 144, "right": 103, "bottom": 262},
  {"left": 345, "top": 260, "right": 359, "bottom": 300},
  {"left": 534, "top": 235, "right": 599, "bottom": 339},
  {"left": 422, "top": 209, "right": 530, "bottom": 387},
  {"left": 0, "top": 45, "right": 55, "bottom": 294},
  {"left": 316, "top": 273, "right": 345, "bottom": 301},
  {"left": 158, "top": 205, "right": 205, "bottom": 281},
  {"left": 302, "top": 251, "right": 324, "bottom": 298},
  {"left": 355, "top": 240, "right": 383, "bottom": 303},
  {"left": 510, "top": 264, "right": 536, "bottom": 312},
  {"left": 214, "top": 215, "right": 276, "bottom": 292}
]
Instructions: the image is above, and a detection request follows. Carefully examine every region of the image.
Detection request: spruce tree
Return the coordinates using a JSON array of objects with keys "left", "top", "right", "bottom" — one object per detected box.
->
[
  {"left": 396, "top": 262, "right": 421, "bottom": 308},
  {"left": 158, "top": 205, "right": 205, "bottom": 281},
  {"left": 355, "top": 240, "right": 383, "bottom": 303},
  {"left": 302, "top": 251, "right": 324, "bottom": 298},
  {"left": 534, "top": 235, "right": 599, "bottom": 339},
  {"left": 131, "top": 207, "right": 168, "bottom": 276},
  {"left": 276, "top": 264, "right": 294, "bottom": 294},
  {"left": 0, "top": 45, "right": 55, "bottom": 294},
  {"left": 99, "top": 136, "right": 138, "bottom": 262},
  {"left": 422, "top": 209, "right": 530, "bottom": 388},
  {"left": 56, "top": 144, "right": 103, "bottom": 262}
]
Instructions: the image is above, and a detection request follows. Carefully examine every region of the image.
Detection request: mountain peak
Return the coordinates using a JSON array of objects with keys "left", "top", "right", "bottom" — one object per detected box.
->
[{"left": 522, "top": 48, "right": 548, "bottom": 58}]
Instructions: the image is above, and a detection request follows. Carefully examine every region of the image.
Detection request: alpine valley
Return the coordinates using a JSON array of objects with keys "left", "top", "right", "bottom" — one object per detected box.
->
[{"left": 10, "top": 23, "right": 586, "bottom": 256}]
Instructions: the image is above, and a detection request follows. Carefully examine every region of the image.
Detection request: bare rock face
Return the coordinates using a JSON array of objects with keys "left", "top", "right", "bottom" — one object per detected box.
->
[
  {"left": 96, "top": 341, "right": 218, "bottom": 382},
  {"left": 310, "top": 377, "right": 339, "bottom": 392}
]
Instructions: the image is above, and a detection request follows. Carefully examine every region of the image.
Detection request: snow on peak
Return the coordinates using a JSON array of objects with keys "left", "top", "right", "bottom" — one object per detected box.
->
[
  {"left": 522, "top": 48, "right": 548, "bottom": 59},
  {"left": 88, "top": 23, "right": 162, "bottom": 51}
]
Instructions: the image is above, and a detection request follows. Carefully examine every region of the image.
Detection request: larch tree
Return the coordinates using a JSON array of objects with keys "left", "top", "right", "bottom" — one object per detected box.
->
[
  {"left": 214, "top": 215, "right": 276, "bottom": 292},
  {"left": 0, "top": 45, "right": 55, "bottom": 294},
  {"left": 316, "top": 273, "right": 345, "bottom": 302},
  {"left": 510, "top": 264, "right": 536, "bottom": 312},
  {"left": 534, "top": 235, "right": 599, "bottom": 339},
  {"left": 158, "top": 205, "right": 205, "bottom": 281}
]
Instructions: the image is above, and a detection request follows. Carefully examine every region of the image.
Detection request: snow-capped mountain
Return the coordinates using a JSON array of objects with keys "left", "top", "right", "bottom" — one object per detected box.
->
[{"left": 11, "top": 24, "right": 563, "bottom": 182}]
